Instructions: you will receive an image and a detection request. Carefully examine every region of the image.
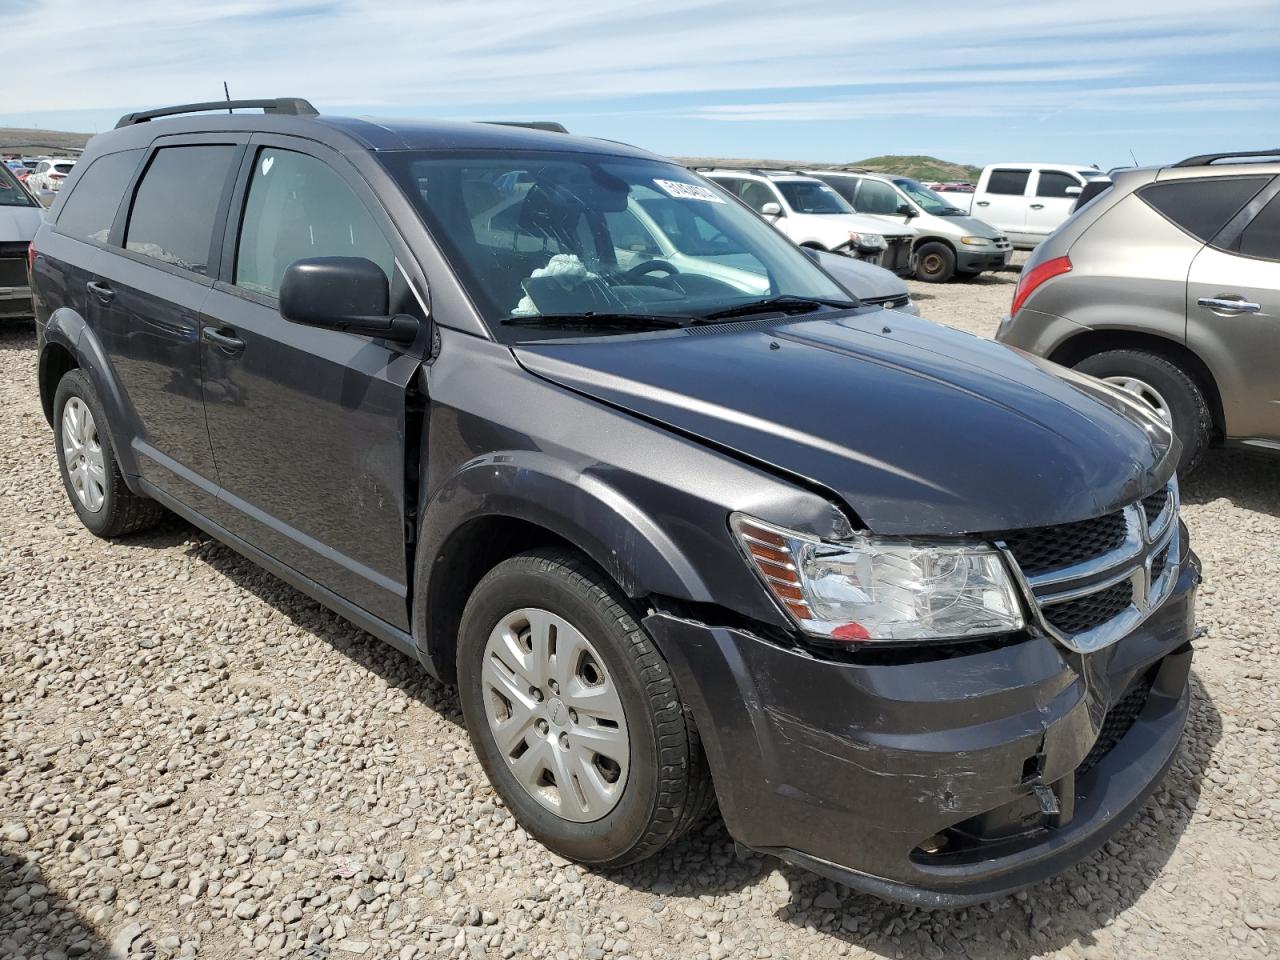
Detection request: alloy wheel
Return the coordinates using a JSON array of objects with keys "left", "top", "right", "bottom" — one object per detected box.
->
[
  {"left": 480, "top": 607, "right": 630, "bottom": 822},
  {"left": 61, "top": 397, "right": 106, "bottom": 512},
  {"left": 1102, "top": 375, "right": 1172, "bottom": 424}
]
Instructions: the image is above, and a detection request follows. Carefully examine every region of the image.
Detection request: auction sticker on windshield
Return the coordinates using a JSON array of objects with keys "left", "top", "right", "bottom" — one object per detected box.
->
[{"left": 654, "top": 179, "right": 725, "bottom": 203}]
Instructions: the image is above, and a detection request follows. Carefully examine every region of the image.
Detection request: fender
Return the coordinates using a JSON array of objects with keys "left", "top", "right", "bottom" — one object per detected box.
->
[
  {"left": 412, "top": 449, "right": 715, "bottom": 671},
  {"left": 41, "top": 306, "right": 145, "bottom": 486}
]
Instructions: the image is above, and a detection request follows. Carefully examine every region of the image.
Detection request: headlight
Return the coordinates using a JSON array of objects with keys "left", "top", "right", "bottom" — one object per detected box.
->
[
  {"left": 960, "top": 236, "right": 992, "bottom": 246},
  {"left": 731, "top": 514, "right": 1025, "bottom": 642},
  {"left": 850, "top": 232, "right": 887, "bottom": 250}
]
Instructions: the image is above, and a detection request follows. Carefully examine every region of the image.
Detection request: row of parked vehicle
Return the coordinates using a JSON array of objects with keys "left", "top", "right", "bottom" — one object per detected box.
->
[
  {"left": 3, "top": 155, "right": 78, "bottom": 195},
  {"left": 26, "top": 96, "right": 1275, "bottom": 911}
]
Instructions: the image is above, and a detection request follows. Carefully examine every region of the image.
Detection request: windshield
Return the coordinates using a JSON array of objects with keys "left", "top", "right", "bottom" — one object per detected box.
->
[
  {"left": 380, "top": 150, "right": 851, "bottom": 339},
  {"left": 775, "top": 180, "right": 853, "bottom": 214},
  {"left": 0, "top": 162, "right": 36, "bottom": 207},
  {"left": 892, "top": 177, "right": 963, "bottom": 216}
]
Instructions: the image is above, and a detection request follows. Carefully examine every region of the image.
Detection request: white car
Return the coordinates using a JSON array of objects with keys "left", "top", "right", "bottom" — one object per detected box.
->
[
  {"left": 1, "top": 161, "right": 44, "bottom": 320},
  {"left": 936, "top": 163, "right": 1110, "bottom": 248},
  {"left": 26, "top": 158, "right": 77, "bottom": 194},
  {"left": 698, "top": 168, "right": 916, "bottom": 274}
]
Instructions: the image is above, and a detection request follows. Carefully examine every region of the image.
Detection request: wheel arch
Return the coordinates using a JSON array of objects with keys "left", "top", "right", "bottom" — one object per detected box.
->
[
  {"left": 911, "top": 235, "right": 957, "bottom": 255},
  {"left": 412, "top": 454, "right": 713, "bottom": 684},
  {"left": 1048, "top": 328, "right": 1225, "bottom": 439}
]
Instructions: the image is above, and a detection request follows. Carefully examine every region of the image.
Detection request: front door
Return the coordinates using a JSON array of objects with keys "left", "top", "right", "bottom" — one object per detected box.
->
[
  {"left": 92, "top": 140, "right": 242, "bottom": 513},
  {"left": 1187, "top": 187, "right": 1280, "bottom": 442},
  {"left": 199, "top": 138, "right": 425, "bottom": 629}
]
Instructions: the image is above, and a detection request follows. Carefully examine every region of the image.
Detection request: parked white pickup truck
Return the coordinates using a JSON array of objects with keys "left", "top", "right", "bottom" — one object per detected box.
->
[{"left": 938, "top": 164, "right": 1109, "bottom": 248}]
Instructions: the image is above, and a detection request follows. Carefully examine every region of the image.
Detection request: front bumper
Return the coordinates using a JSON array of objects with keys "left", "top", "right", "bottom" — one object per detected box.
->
[
  {"left": 956, "top": 246, "right": 1012, "bottom": 273},
  {"left": 646, "top": 546, "right": 1199, "bottom": 907}
]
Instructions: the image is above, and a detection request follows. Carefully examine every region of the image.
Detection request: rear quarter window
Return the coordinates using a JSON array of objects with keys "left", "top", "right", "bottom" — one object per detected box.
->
[
  {"left": 1138, "top": 176, "right": 1270, "bottom": 243},
  {"left": 54, "top": 149, "right": 143, "bottom": 244}
]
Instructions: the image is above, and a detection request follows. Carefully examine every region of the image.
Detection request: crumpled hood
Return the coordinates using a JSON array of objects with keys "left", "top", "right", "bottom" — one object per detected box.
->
[
  {"left": 513, "top": 309, "right": 1174, "bottom": 535},
  {"left": 0, "top": 204, "right": 45, "bottom": 243}
]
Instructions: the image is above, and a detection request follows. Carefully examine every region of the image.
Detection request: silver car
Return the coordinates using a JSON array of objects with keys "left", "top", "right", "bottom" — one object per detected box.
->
[
  {"left": 997, "top": 149, "right": 1280, "bottom": 473},
  {"left": 0, "top": 162, "right": 44, "bottom": 320}
]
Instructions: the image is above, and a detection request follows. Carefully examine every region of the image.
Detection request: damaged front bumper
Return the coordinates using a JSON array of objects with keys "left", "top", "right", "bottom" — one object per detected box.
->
[{"left": 645, "top": 545, "right": 1200, "bottom": 908}]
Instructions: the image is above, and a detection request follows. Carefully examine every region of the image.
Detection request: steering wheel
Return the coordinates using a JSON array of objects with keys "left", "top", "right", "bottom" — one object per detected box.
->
[{"left": 622, "top": 260, "right": 680, "bottom": 282}]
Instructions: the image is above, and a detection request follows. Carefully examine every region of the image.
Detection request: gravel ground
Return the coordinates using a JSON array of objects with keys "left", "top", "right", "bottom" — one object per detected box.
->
[{"left": 2, "top": 265, "right": 1278, "bottom": 960}]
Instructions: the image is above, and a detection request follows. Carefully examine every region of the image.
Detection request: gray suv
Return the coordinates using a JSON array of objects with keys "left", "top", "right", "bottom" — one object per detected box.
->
[{"left": 998, "top": 149, "right": 1280, "bottom": 472}]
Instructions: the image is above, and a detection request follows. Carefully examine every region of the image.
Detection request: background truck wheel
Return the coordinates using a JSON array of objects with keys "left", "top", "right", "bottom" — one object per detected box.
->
[
  {"left": 914, "top": 242, "right": 956, "bottom": 282},
  {"left": 1074, "top": 349, "right": 1212, "bottom": 475},
  {"left": 457, "top": 548, "right": 715, "bottom": 868},
  {"left": 53, "top": 370, "right": 167, "bottom": 538}
]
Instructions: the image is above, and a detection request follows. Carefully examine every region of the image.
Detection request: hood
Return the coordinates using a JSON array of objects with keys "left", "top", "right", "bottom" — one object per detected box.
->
[
  {"left": 0, "top": 204, "right": 44, "bottom": 241},
  {"left": 809, "top": 249, "right": 908, "bottom": 302},
  {"left": 802, "top": 211, "right": 915, "bottom": 239},
  {"left": 512, "top": 310, "right": 1173, "bottom": 536},
  {"left": 926, "top": 211, "right": 1005, "bottom": 239}
]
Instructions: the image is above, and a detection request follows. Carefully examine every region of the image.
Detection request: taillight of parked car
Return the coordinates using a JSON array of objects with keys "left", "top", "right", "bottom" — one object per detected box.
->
[
  {"left": 27, "top": 242, "right": 36, "bottom": 282},
  {"left": 1011, "top": 255, "right": 1072, "bottom": 316}
]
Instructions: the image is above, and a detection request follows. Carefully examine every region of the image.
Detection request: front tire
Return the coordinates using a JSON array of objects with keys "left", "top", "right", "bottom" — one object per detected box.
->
[
  {"left": 914, "top": 242, "right": 956, "bottom": 282},
  {"left": 457, "top": 548, "right": 715, "bottom": 868},
  {"left": 1074, "top": 349, "right": 1212, "bottom": 474},
  {"left": 53, "top": 370, "right": 166, "bottom": 538}
]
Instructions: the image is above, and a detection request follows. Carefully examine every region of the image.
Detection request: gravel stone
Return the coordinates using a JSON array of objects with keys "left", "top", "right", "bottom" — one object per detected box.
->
[{"left": 2, "top": 277, "right": 1278, "bottom": 959}]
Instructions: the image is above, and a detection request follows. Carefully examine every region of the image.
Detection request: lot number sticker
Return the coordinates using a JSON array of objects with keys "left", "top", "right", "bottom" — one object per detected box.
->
[{"left": 654, "top": 179, "right": 725, "bottom": 203}]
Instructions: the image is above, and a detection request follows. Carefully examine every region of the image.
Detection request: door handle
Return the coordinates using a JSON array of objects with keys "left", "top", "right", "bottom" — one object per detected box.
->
[
  {"left": 1198, "top": 296, "right": 1261, "bottom": 314},
  {"left": 202, "top": 326, "right": 246, "bottom": 354},
  {"left": 976, "top": 200, "right": 990, "bottom": 207},
  {"left": 86, "top": 280, "right": 115, "bottom": 303},
  {"left": 1030, "top": 203, "right": 1045, "bottom": 210}
]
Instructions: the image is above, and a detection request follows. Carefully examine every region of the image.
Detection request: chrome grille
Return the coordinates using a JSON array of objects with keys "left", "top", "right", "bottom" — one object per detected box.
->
[{"left": 998, "top": 477, "right": 1180, "bottom": 653}]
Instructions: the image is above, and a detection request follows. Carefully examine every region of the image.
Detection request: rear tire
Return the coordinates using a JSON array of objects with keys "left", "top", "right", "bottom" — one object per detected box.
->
[
  {"left": 53, "top": 370, "right": 166, "bottom": 538},
  {"left": 1074, "top": 349, "right": 1212, "bottom": 474},
  {"left": 457, "top": 548, "right": 715, "bottom": 868},
  {"left": 914, "top": 242, "right": 956, "bottom": 282}
]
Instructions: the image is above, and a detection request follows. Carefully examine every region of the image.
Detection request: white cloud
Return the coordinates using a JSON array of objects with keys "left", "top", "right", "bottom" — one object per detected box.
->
[{"left": 1, "top": 0, "right": 1277, "bottom": 121}]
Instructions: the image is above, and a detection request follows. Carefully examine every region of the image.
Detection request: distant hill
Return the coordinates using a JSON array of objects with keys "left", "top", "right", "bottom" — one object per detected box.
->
[
  {"left": 675, "top": 153, "right": 981, "bottom": 183},
  {"left": 849, "top": 155, "right": 981, "bottom": 183},
  {"left": 0, "top": 127, "right": 92, "bottom": 156}
]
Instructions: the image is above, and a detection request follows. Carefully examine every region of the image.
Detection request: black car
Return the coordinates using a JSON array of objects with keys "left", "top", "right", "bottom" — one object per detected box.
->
[{"left": 30, "top": 98, "right": 1199, "bottom": 907}]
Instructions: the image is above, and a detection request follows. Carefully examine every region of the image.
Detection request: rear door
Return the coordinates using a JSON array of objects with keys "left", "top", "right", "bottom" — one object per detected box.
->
[
  {"left": 1188, "top": 180, "right": 1280, "bottom": 441},
  {"left": 198, "top": 135, "right": 426, "bottom": 629},
  {"left": 1026, "top": 170, "right": 1084, "bottom": 238},
  {"left": 975, "top": 168, "right": 1031, "bottom": 238},
  {"left": 91, "top": 136, "right": 243, "bottom": 513}
]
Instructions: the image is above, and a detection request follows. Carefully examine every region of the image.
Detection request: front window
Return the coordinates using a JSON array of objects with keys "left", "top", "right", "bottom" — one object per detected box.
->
[
  {"left": 0, "top": 162, "right": 36, "bottom": 207},
  {"left": 892, "top": 178, "right": 964, "bottom": 216},
  {"left": 774, "top": 180, "right": 852, "bottom": 214},
  {"left": 379, "top": 150, "right": 851, "bottom": 340}
]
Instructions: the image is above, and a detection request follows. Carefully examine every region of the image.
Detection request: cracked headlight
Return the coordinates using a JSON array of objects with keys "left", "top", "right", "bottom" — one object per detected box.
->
[
  {"left": 849, "top": 231, "right": 887, "bottom": 250},
  {"left": 732, "top": 514, "right": 1025, "bottom": 642}
]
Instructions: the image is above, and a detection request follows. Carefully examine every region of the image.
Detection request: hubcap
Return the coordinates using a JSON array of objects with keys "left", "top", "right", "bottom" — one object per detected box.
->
[
  {"left": 922, "top": 253, "right": 942, "bottom": 273},
  {"left": 61, "top": 397, "right": 106, "bottom": 512},
  {"left": 1102, "top": 375, "right": 1172, "bottom": 424},
  {"left": 480, "top": 608, "right": 629, "bottom": 822}
]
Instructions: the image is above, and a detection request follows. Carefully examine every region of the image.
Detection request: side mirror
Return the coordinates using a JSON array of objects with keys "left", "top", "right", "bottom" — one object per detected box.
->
[
  {"left": 1064, "top": 186, "right": 1083, "bottom": 197},
  {"left": 896, "top": 203, "right": 917, "bottom": 218},
  {"left": 279, "top": 257, "right": 419, "bottom": 342},
  {"left": 760, "top": 201, "right": 783, "bottom": 218}
]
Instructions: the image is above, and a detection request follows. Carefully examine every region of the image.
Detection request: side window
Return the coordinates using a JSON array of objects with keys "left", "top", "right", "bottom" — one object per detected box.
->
[
  {"left": 54, "top": 150, "right": 142, "bottom": 242},
  {"left": 818, "top": 176, "right": 857, "bottom": 204},
  {"left": 738, "top": 181, "right": 777, "bottom": 212},
  {"left": 235, "top": 148, "right": 394, "bottom": 299},
  {"left": 1035, "top": 171, "right": 1082, "bottom": 198},
  {"left": 987, "top": 169, "right": 1031, "bottom": 196},
  {"left": 1236, "top": 193, "right": 1280, "bottom": 261},
  {"left": 125, "top": 146, "right": 236, "bottom": 274},
  {"left": 854, "top": 180, "right": 901, "bottom": 215},
  {"left": 1139, "top": 177, "right": 1270, "bottom": 243}
]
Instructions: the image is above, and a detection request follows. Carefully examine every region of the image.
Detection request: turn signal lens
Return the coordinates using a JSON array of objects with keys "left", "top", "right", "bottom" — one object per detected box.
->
[{"left": 1011, "top": 255, "right": 1071, "bottom": 317}]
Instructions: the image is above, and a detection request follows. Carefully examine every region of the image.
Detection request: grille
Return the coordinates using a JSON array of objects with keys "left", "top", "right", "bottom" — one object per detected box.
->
[
  {"left": 862, "top": 293, "right": 909, "bottom": 310},
  {"left": 0, "top": 241, "right": 29, "bottom": 258},
  {"left": 884, "top": 237, "right": 914, "bottom": 271},
  {"left": 1043, "top": 580, "right": 1133, "bottom": 634},
  {"left": 1150, "top": 544, "right": 1170, "bottom": 582},
  {"left": 1003, "top": 512, "right": 1128, "bottom": 576},
  {"left": 1142, "top": 489, "right": 1169, "bottom": 528},
  {"left": 1078, "top": 678, "right": 1152, "bottom": 776},
  {"left": 0, "top": 256, "right": 27, "bottom": 289}
]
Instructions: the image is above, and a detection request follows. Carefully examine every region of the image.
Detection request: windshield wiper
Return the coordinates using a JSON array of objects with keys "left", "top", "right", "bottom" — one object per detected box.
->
[
  {"left": 501, "top": 312, "right": 695, "bottom": 330},
  {"left": 698, "top": 295, "right": 858, "bottom": 322}
]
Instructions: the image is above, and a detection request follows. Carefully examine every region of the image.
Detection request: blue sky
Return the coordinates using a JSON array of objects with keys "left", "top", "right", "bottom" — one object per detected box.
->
[{"left": 3, "top": 0, "right": 1278, "bottom": 170}]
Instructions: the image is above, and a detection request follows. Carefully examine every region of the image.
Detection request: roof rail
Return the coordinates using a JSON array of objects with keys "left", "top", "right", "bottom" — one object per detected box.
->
[
  {"left": 688, "top": 164, "right": 807, "bottom": 177},
  {"left": 115, "top": 98, "right": 319, "bottom": 128},
  {"left": 1173, "top": 148, "right": 1280, "bottom": 168},
  {"left": 482, "top": 121, "right": 568, "bottom": 133}
]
